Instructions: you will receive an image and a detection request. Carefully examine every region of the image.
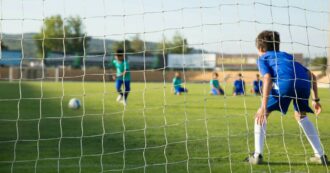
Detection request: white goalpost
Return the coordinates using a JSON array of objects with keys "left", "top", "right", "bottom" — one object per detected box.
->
[{"left": 0, "top": 0, "right": 329, "bottom": 173}]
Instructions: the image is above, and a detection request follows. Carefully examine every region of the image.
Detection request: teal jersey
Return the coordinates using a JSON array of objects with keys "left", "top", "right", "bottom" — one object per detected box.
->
[
  {"left": 112, "top": 59, "right": 131, "bottom": 81},
  {"left": 172, "top": 77, "right": 182, "bottom": 89},
  {"left": 210, "top": 79, "right": 220, "bottom": 88}
]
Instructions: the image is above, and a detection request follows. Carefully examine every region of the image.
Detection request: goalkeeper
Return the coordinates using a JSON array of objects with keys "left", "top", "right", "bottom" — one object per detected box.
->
[
  {"left": 112, "top": 48, "right": 130, "bottom": 106},
  {"left": 245, "top": 30, "right": 328, "bottom": 165}
]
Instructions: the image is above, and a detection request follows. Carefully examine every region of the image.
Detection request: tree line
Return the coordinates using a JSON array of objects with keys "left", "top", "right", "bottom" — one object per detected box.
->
[
  {"left": 6, "top": 15, "right": 192, "bottom": 58},
  {"left": 112, "top": 32, "right": 193, "bottom": 55},
  {"left": 2, "top": 14, "right": 327, "bottom": 72}
]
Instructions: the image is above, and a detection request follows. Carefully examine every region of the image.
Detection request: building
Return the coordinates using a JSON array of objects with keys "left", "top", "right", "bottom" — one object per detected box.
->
[
  {"left": 0, "top": 50, "right": 22, "bottom": 66},
  {"left": 216, "top": 53, "right": 303, "bottom": 70},
  {"left": 44, "top": 52, "right": 165, "bottom": 70}
]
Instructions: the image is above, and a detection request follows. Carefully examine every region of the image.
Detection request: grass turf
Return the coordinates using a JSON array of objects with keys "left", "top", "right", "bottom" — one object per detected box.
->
[{"left": 0, "top": 81, "right": 330, "bottom": 173}]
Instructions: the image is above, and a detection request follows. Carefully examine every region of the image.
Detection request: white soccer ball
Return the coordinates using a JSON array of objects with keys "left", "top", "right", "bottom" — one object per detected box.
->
[{"left": 68, "top": 98, "right": 81, "bottom": 109}]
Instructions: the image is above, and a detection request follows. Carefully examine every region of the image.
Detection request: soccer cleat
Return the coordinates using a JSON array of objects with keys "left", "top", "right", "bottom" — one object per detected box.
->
[
  {"left": 310, "top": 155, "right": 329, "bottom": 165},
  {"left": 121, "top": 99, "right": 127, "bottom": 106},
  {"left": 244, "top": 153, "right": 263, "bottom": 165},
  {"left": 116, "top": 95, "right": 123, "bottom": 102}
]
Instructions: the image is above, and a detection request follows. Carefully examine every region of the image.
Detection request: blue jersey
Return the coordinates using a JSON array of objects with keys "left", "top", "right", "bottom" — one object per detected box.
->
[
  {"left": 257, "top": 51, "right": 310, "bottom": 95},
  {"left": 234, "top": 79, "right": 245, "bottom": 92},
  {"left": 253, "top": 80, "right": 263, "bottom": 91}
]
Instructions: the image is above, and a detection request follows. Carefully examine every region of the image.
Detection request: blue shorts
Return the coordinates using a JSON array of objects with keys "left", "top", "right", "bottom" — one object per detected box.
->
[
  {"left": 211, "top": 88, "right": 224, "bottom": 95},
  {"left": 234, "top": 89, "right": 244, "bottom": 95},
  {"left": 254, "top": 88, "right": 261, "bottom": 95},
  {"left": 175, "top": 87, "right": 188, "bottom": 94},
  {"left": 116, "top": 79, "right": 130, "bottom": 93},
  {"left": 267, "top": 88, "right": 313, "bottom": 114}
]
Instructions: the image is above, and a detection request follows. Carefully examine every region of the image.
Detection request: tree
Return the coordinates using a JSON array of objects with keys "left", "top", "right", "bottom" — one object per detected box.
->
[
  {"left": 34, "top": 15, "right": 89, "bottom": 58},
  {"left": 65, "top": 16, "right": 89, "bottom": 55},
  {"left": 130, "top": 34, "right": 144, "bottom": 53},
  {"left": 111, "top": 40, "right": 132, "bottom": 53},
  {"left": 156, "top": 32, "right": 192, "bottom": 54},
  {"left": 170, "top": 32, "right": 192, "bottom": 54},
  {"left": 34, "top": 15, "right": 64, "bottom": 57},
  {"left": 156, "top": 37, "right": 172, "bottom": 54}
]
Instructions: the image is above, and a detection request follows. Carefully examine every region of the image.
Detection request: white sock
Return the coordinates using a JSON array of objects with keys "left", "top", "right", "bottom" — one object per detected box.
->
[
  {"left": 298, "top": 117, "right": 324, "bottom": 157},
  {"left": 254, "top": 120, "right": 267, "bottom": 158}
]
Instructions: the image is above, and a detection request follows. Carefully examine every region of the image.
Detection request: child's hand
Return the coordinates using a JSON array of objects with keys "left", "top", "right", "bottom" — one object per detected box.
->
[
  {"left": 112, "top": 75, "right": 116, "bottom": 81},
  {"left": 312, "top": 101, "right": 322, "bottom": 116},
  {"left": 256, "top": 108, "right": 267, "bottom": 125}
]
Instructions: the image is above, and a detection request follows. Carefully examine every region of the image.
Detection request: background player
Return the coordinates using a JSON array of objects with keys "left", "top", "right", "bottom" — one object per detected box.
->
[
  {"left": 172, "top": 72, "right": 188, "bottom": 95},
  {"left": 112, "top": 48, "right": 131, "bottom": 106},
  {"left": 210, "top": 72, "right": 224, "bottom": 95},
  {"left": 246, "top": 30, "right": 328, "bottom": 165},
  {"left": 233, "top": 73, "right": 245, "bottom": 96},
  {"left": 251, "top": 74, "right": 263, "bottom": 95}
]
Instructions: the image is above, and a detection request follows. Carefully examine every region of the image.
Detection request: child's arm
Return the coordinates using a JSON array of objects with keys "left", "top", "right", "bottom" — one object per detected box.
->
[
  {"left": 310, "top": 71, "right": 319, "bottom": 100},
  {"left": 214, "top": 84, "right": 218, "bottom": 89},
  {"left": 112, "top": 75, "right": 116, "bottom": 81},
  {"left": 111, "top": 60, "right": 117, "bottom": 80},
  {"left": 121, "top": 61, "right": 129, "bottom": 77},
  {"left": 256, "top": 73, "right": 272, "bottom": 125},
  {"left": 309, "top": 71, "right": 322, "bottom": 115},
  {"left": 212, "top": 83, "right": 220, "bottom": 94},
  {"left": 171, "top": 79, "right": 176, "bottom": 93}
]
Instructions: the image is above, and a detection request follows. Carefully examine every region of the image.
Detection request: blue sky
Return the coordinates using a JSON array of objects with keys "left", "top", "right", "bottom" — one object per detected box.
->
[{"left": 0, "top": 0, "right": 329, "bottom": 57}]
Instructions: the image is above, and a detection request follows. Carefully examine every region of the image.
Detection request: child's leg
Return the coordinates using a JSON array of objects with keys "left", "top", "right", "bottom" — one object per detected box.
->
[
  {"left": 254, "top": 109, "right": 269, "bottom": 157},
  {"left": 116, "top": 79, "right": 124, "bottom": 96},
  {"left": 179, "top": 87, "right": 187, "bottom": 93},
  {"left": 211, "top": 88, "right": 218, "bottom": 95},
  {"left": 174, "top": 88, "right": 180, "bottom": 95},
  {"left": 123, "top": 80, "right": 131, "bottom": 100},
  {"left": 233, "top": 89, "right": 237, "bottom": 96},
  {"left": 296, "top": 112, "right": 324, "bottom": 157},
  {"left": 254, "top": 89, "right": 259, "bottom": 95},
  {"left": 253, "top": 92, "right": 290, "bottom": 158},
  {"left": 219, "top": 88, "right": 224, "bottom": 95}
]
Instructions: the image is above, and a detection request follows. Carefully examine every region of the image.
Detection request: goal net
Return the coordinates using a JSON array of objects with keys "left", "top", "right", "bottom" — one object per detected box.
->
[{"left": 0, "top": 0, "right": 329, "bottom": 172}]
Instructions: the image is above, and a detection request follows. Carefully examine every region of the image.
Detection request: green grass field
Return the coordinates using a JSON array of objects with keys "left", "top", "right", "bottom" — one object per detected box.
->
[{"left": 0, "top": 81, "right": 330, "bottom": 173}]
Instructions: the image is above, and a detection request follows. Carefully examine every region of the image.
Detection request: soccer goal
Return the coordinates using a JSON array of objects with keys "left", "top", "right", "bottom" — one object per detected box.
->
[{"left": 0, "top": 0, "right": 329, "bottom": 172}]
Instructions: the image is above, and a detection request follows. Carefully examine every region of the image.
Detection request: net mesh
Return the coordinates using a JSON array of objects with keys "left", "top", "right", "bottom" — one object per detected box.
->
[{"left": 0, "top": 0, "right": 329, "bottom": 172}]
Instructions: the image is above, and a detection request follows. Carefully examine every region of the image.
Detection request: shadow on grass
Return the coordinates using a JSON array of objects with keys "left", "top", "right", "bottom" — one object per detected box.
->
[
  {"left": 0, "top": 81, "right": 136, "bottom": 173},
  {"left": 260, "top": 162, "right": 312, "bottom": 166}
]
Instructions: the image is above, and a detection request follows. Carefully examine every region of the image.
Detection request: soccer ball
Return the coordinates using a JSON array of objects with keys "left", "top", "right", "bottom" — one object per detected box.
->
[{"left": 68, "top": 98, "right": 81, "bottom": 109}]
